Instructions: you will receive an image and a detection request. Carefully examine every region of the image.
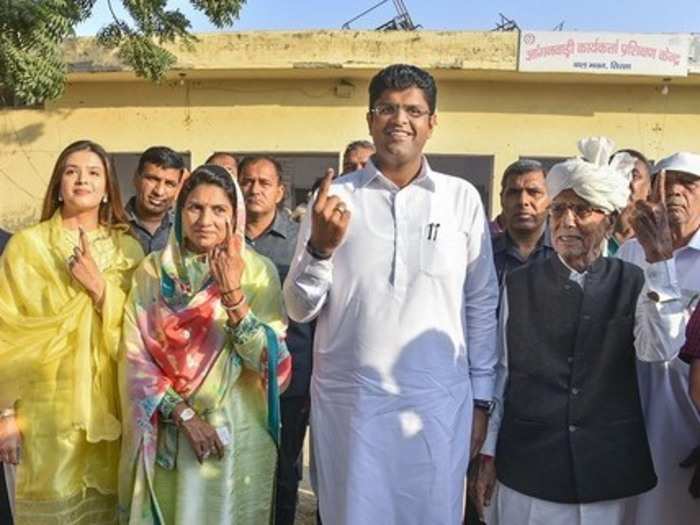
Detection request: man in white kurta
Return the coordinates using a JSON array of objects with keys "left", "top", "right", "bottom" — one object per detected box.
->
[
  {"left": 617, "top": 152, "right": 700, "bottom": 525},
  {"left": 284, "top": 65, "right": 498, "bottom": 525}
]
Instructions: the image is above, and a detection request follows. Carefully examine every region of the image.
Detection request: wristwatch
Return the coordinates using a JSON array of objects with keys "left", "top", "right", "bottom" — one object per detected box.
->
[{"left": 177, "top": 407, "right": 196, "bottom": 426}]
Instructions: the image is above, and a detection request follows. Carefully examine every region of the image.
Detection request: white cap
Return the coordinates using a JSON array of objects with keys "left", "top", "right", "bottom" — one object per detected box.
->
[{"left": 652, "top": 152, "right": 700, "bottom": 178}]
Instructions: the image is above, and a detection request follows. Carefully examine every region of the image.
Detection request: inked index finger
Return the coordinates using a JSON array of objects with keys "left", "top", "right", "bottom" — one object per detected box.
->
[
  {"left": 653, "top": 170, "right": 666, "bottom": 206},
  {"left": 224, "top": 218, "right": 233, "bottom": 246},
  {"left": 78, "top": 227, "right": 90, "bottom": 255},
  {"left": 314, "top": 168, "right": 335, "bottom": 211}
]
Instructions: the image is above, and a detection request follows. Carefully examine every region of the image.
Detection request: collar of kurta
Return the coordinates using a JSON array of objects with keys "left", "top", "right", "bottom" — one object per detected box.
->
[
  {"left": 553, "top": 252, "right": 607, "bottom": 286},
  {"left": 125, "top": 196, "right": 173, "bottom": 230},
  {"left": 354, "top": 156, "right": 437, "bottom": 192},
  {"left": 685, "top": 227, "right": 700, "bottom": 251}
]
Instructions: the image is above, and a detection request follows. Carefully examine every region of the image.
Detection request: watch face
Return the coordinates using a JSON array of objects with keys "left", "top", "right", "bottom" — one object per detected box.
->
[{"left": 180, "top": 408, "right": 195, "bottom": 422}]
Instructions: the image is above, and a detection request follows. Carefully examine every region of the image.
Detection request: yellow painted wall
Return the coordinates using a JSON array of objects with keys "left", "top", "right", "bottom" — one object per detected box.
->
[{"left": 1, "top": 31, "right": 699, "bottom": 231}]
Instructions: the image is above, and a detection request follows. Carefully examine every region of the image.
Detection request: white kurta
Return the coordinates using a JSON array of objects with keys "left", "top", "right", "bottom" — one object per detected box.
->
[
  {"left": 483, "top": 255, "right": 687, "bottom": 525},
  {"left": 617, "top": 233, "right": 700, "bottom": 525},
  {"left": 283, "top": 159, "right": 499, "bottom": 525}
]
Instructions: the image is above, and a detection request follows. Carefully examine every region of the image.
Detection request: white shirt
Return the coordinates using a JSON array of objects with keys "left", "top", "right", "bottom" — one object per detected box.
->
[
  {"left": 283, "top": 158, "right": 498, "bottom": 525},
  {"left": 617, "top": 233, "right": 700, "bottom": 525},
  {"left": 483, "top": 254, "right": 686, "bottom": 456}
]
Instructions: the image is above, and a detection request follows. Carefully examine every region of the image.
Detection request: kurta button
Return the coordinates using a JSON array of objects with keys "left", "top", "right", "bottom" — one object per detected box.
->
[
  {"left": 582, "top": 315, "right": 591, "bottom": 321},
  {"left": 572, "top": 388, "right": 580, "bottom": 396},
  {"left": 567, "top": 356, "right": 574, "bottom": 363},
  {"left": 569, "top": 425, "right": 577, "bottom": 432}
]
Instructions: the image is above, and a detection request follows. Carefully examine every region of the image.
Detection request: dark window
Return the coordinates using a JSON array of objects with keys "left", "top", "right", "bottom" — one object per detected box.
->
[
  {"left": 519, "top": 156, "right": 567, "bottom": 173},
  {"left": 237, "top": 152, "right": 339, "bottom": 209},
  {"left": 425, "top": 154, "right": 494, "bottom": 215}
]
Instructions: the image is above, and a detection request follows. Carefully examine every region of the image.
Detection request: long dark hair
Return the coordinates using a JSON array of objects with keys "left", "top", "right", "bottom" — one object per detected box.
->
[{"left": 40, "top": 140, "right": 128, "bottom": 228}]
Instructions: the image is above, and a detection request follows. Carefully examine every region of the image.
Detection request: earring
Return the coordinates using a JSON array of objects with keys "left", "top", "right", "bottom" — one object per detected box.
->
[
  {"left": 58, "top": 194, "right": 63, "bottom": 202},
  {"left": 102, "top": 195, "right": 108, "bottom": 204}
]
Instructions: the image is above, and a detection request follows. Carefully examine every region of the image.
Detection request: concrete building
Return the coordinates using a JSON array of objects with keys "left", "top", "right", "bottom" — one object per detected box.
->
[{"left": 1, "top": 30, "right": 699, "bottom": 231}]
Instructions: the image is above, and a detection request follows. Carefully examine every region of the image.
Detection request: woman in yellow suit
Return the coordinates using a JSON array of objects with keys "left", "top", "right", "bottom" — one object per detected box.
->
[{"left": 0, "top": 140, "right": 143, "bottom": 524}]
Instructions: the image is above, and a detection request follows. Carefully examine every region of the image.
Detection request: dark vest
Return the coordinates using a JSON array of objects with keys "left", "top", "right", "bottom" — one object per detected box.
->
[{"left": 496, "top": 255, "right": 657, "bottom": 503}]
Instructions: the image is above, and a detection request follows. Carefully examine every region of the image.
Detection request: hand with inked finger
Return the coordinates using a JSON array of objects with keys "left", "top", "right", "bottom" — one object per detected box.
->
[
  {"left": 631, "top": 170, "right": 674, "bottom": 264},
  {"left": 0, "top": 411, "right": 21, "bottom": 465},
  {"left": 308, "top": 168, "right": 351, "bottom": 258},
  {"left": 173, "top": 403, "right": 224, "bottom": 464},
  {"left": 209, "top": 219, "right": 245, "bottom": 293},
  {"left": 209, "top": 219, "right": 249, "bottom": 322},
  {"left": 67, "top": 227, "right": 106, "bottom": 307}
]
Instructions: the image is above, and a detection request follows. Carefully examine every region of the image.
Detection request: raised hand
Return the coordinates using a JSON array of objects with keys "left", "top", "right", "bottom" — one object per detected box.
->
[
  {"left": 210, "top": 219, "right": 249, "bottom": 325},
  {"left": 632, "top": 170, "right": 674, "bottom": 263},
  {"left": 0, "top": 413, "right": 21, "bottom": 465},
  {"left": 309, "top": 168, "right": 351, "bottom": 257},
  {"left": 68, "top": 227, "right": 106, "bottom": 306},
  {"left": 209, "top": 219, "right": 246, "bottom": 295}
]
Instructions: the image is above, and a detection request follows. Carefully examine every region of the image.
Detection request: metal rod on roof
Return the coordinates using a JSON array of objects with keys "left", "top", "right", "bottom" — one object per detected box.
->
[{"left": 342, "top": 0, "right": 391, "bottom": 29}]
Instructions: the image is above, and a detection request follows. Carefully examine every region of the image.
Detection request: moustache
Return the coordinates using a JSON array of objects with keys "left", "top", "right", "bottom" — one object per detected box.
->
[{"left": 666, "top": 198, "right": 685, "bottom": 208}]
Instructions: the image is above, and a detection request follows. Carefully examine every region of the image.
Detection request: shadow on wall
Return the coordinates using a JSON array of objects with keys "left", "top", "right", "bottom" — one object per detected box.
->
[{"left": 0, "top": 122, "right": 45, "bottom": 146}]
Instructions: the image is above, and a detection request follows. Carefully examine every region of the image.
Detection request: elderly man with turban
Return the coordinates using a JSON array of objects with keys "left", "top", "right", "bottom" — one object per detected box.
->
[{"left": 471, "top": 137, "right": 688, "bottom": 525}]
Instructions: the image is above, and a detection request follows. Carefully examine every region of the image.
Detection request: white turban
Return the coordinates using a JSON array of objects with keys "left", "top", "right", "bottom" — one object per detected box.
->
[{"left": 546, "top": 137, "right": 636, "bottom": 214}]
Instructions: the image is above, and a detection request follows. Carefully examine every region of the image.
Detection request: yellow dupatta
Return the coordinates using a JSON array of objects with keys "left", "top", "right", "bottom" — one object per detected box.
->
[{"left": 0, "top": 211, "right": 143, "bottom": 504}]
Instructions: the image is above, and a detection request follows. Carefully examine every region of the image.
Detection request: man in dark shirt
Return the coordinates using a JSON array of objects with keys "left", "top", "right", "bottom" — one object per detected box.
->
[
  {"left": 239, "top": 155, "right": 313, "bottom": 525},
  {"left": 491, "top": 159, "right": 553, "bottom": 285},
  {"left": 125, "top": 146, "right": 185, "bottom": 254}
]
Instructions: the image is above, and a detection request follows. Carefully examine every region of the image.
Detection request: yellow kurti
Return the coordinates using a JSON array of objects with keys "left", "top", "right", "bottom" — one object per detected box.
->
[{"left": 0, "top": 212, "right": 143, "bottom": 524}]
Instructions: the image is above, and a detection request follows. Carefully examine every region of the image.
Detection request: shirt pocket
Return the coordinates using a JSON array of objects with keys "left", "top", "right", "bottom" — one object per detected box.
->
[{"left": 418, "top": 224, "right": 465, "bottom": 277}]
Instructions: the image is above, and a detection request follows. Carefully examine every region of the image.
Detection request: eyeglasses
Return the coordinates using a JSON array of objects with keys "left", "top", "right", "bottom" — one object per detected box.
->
[
  {"left": 370, "top": 103, "right": 432, "bottom": 119},
  {"left": 549, "top": 202, "right": 604, "bottom": 219}
]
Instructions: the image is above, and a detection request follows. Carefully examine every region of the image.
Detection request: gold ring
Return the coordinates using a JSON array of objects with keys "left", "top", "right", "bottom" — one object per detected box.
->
[{"left": 334, "top": 205, "right": 347, "bottom": 215}]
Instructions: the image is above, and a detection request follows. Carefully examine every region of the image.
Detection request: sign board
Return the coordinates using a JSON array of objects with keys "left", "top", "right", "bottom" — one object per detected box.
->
[{"left": 519, "top": 31, "right": 691, "bottom": 77}]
